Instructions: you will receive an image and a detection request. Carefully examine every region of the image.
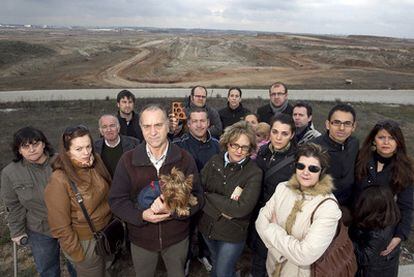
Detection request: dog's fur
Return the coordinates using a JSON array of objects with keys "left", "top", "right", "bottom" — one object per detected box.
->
[{"left": 159, "top": 167, "right": 198, "bottom": 217}]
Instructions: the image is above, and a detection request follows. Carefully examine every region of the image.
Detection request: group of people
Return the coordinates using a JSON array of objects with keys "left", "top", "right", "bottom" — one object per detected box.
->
[{"left": 1, "top": 83, "right": 413, "bottom": 277}]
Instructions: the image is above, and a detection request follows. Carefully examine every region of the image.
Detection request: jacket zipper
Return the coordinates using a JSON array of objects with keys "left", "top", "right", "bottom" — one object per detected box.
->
[{"left": 159, "top": 223, "right": 163, "bottom": 250}]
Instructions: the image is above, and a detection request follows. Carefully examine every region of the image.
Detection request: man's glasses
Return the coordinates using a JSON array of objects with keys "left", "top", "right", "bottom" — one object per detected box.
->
[
  {"left": 330, "top": 120, "right": 353, "bottom": 128},
  {"left": 270, "top": 92, "right": 287, "bottom": 98},
  {"left": 295, "top": 162, "right": 321, "bottom": 173},
  {"left": 229, "top": 143, "right": 250, "bottom": 153},
  {"left": 193, "top": 94, "right": 207, "bottom": 99}
]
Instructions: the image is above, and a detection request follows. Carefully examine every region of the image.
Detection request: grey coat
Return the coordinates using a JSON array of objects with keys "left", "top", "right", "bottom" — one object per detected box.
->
[{"left": 0, "top": 158, "right": 53, "bottom": 237}]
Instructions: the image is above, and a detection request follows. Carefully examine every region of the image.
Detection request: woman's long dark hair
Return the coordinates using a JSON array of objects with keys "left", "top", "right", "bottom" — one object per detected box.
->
[
  {"left": 355, "top": 120, "right": 414, "bottom": 193},
  {"left": 52, "top": 125, "right": 111, "bottom": 185},
  {"left": 11, "top": 126, "right": 54, "bottom": 162},
  {"left": 353, "top": 185, "right": 400, "bottom": 229}
]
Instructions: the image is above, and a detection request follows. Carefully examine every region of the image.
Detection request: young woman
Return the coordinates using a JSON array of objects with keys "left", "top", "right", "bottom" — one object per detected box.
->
[
  {"left": 1, "top": 127, "right": 76, "bottom": 277},
  {"left": 198, "top": 121, "right": 262, "bottom": 277},
  {"left": 256, "top": 143, "right": 341, "bottom": 276},
  {"left": 44, "top": 125, "right": 112, "bottom": 277},
  {"left": 350, "top": 186, "right": 401, "bottom": 277},
  {"left": 354, "top": 119, "right": 414, "bottom": 271},
  {"left": 251, "top": 113, "right": 297, "bottom": 277}
]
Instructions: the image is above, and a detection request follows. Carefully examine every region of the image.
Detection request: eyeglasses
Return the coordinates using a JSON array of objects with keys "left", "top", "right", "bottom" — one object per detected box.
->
[
  {"left": 20, "top": 141, "right": 42, "bottom": 150},
  {"left": 270, "top": 92, "right": 287, "bottom": 98},
  {"left": 64, "top": 124, "right": 89, "bottom": 136},
  {"left": 193, "top": 94, "right": 207, "bottom": 99},
  {"left": 330, "top": 120, "right": 354, "bottom": 128},
  {"left": 295, "top": 162, "right": 321, "bottom": 173},
  {"left": 229, "top": 143, "right": 250, "bottom": 153}
]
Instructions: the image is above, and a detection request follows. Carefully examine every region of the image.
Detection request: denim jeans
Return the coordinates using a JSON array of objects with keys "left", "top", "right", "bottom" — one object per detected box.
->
[
  {"left": 202, "top": 234, "right": 245, "bottom": 277},
  {"left": 28, "top": 230, "right": 76, "bottom": 277}
]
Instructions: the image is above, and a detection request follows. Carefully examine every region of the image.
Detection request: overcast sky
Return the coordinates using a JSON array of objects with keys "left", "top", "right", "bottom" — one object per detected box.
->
[{"left": 2, "top": 0, "right": 413, "bottom": 38}]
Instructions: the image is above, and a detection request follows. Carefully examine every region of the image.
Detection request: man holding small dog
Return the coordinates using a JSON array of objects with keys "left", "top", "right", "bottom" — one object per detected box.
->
[{"left": 109, "top": 104, "right": 204, "bottom": 277}]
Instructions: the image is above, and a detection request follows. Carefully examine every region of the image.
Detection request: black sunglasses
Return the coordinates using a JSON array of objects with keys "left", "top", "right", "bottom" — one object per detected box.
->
[{"left": 295, "top": 162, "right": 321, "bottom": 173}]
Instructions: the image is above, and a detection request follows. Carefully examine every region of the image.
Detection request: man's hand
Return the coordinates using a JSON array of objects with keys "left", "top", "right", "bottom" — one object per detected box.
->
[
  {"left": 380, "top": 237, "right": 401, "bottom": 256},
  {"left": 142, "top": 208, "right": 171, "bottom": 223},
  {"left": 150, "top": 196, "right": 171, "bottom": 214},
  {"left": 168, "top": 113, "right": 178, "bottom": 133}
]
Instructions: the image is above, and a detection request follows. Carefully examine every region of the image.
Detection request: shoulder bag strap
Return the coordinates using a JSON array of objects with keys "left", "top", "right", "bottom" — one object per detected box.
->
[
  {"left": 264, "top": 155, "right": 295, "bottom": 182},
  {"left": 69, "top": 180, "right": 97, "bottom": 234},
  {"left": 310, "top": 198, "right": 339, "bottom": 224}
]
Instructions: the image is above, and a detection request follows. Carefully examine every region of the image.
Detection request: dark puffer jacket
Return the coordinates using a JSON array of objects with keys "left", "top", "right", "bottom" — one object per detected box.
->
[{"left": 198, "top": 154, "right": 262, "bottom": 243}]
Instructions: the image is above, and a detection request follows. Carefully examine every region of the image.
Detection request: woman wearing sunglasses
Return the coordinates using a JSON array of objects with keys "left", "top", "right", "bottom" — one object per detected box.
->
[
  {"left": 198, "top": 121, "right": 262, "bottom": 277},
  {"left": 44, "top": 125, "right": 112, "bottom": 276},
  {"left": 353, "top": 120, "right": 414, "bottom": 276},
  {"left": 1, "top": 127, "right": 76, "bottom": 276},
  {"left": 256, "top": 143, "right": 341, "bottom": 277}
]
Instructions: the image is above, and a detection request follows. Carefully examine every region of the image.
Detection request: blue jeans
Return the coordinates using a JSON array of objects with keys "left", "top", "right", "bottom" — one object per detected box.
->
[
  {"left": 28, "top": 230, "right": 77, "bottom": 277},
  {"left": 202, "top": 234, "right": 245, "bottom": 277}
]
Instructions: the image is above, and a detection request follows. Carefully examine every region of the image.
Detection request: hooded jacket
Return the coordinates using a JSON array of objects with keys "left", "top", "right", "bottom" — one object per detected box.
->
[{"left": 256, "top": 174, "right": 342, "bottom": 277}]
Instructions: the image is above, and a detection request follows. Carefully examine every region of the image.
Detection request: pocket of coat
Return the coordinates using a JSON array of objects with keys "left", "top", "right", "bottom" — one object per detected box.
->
[{"left": 12, "top": 182, "right": 34, "bottom": 202}]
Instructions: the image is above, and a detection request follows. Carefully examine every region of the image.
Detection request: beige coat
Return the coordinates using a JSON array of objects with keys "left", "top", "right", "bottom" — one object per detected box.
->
[{"left": 256, "top": 174, "right": 341, "bottom": 277}]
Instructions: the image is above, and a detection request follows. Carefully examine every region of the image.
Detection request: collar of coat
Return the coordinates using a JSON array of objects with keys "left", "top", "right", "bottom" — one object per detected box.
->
[{"left": 287, "top": 173, "right": 334, "bottom": 197}]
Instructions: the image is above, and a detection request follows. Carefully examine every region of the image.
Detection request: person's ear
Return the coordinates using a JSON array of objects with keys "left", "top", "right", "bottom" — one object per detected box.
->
[{"left": 325, "top": 120, "right": 330, "bottom": 131}]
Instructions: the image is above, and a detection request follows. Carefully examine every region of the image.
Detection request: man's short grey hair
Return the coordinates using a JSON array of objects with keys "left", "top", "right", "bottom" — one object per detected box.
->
[
  {"left": 139, "top": 104, "right": 168, "bottom": 124},
  {"left": 98, "top": 114, "right": 120, "bottom": 128}
]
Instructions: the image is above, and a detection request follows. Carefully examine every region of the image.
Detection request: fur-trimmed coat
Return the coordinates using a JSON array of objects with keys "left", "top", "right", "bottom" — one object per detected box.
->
[{"left": 256, "top": 174, "right": 342, "bottom": 277}]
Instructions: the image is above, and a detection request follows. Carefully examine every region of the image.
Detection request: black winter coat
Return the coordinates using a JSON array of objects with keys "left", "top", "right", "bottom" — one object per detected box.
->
[
  {"left": 311, "top": 133, "right": 359, "bottom": 206},
  {"left": 354, "top": 158, "right": 414, "bottom": 241},
  {"left": 350, "top": 225, "right": 400, "bottom": 277},
  {"left": 218, "top": 103, "right": 250, "bottom": 130},
  {"left": 198, "top": 154, "right": 262, "bottom": 242},
  {"left": 256, "top": 102, "right": 293, "bottom": 125},
  {"left": 255, "top": 143, "right": 296, "bottom": 207}
]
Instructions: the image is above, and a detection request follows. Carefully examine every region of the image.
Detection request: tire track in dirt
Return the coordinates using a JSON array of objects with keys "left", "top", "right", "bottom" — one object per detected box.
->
[{"left": 98, "top": 39, "right": 167, "bottom": 87}]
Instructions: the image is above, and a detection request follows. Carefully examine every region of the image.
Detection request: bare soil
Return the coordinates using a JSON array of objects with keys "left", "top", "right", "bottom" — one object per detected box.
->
[{"left": 0, "top": 27, "right": 413, "bottom": 91}]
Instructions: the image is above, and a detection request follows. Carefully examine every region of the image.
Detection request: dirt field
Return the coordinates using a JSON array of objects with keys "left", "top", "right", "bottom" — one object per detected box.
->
[{"left": 0, "top": 27, "right": 413, "bottom": 91}]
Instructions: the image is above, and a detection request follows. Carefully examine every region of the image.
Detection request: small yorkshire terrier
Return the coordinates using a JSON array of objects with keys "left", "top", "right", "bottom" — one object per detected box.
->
[
  {"left": 160, "top": 167, "right": 198, "bottom": 217},
  {"left": 137, "top": 167, "right": 197, "bottom": 217}
]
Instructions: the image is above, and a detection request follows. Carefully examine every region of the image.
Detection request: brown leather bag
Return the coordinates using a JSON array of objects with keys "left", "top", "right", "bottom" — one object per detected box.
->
[{"left": 310, "top": 198, "right": 357, "bottom": 277}]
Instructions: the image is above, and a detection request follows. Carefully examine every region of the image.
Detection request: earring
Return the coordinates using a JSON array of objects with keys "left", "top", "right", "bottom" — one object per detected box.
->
[{"left": 370, "top": 142, "right": 376, "bottom": 152}]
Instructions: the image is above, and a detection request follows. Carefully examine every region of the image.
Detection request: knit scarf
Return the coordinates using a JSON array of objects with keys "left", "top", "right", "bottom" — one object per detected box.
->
[{"left": 270, "top": 100, "right": 289, "bottom": 114}]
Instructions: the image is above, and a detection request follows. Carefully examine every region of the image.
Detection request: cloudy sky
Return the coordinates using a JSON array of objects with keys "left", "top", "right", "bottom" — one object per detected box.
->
[{"left": 2, "top": 0, "right": 413, "bottom": 38}]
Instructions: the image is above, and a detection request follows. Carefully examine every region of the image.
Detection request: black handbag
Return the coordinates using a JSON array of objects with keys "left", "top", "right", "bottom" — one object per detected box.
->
[{"left": 69, "top": 181, "right": 126, "bottom": 257}]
